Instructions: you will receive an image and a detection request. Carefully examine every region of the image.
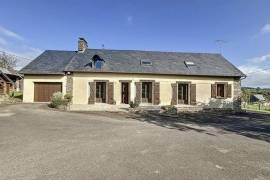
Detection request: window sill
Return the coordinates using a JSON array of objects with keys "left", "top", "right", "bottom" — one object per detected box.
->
[{"left": 215, "top": 97, "right": 225, "bottom": 99}]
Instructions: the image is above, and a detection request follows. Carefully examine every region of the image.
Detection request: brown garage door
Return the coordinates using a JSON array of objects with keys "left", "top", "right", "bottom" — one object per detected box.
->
[{"left": 34, "top": 82, "right": 62, "bottom": 102}]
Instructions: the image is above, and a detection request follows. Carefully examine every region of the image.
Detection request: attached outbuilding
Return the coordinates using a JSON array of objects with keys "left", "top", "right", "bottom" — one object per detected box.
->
[{"left": 0, "top": 67, "right": 22, "bottom": 95}]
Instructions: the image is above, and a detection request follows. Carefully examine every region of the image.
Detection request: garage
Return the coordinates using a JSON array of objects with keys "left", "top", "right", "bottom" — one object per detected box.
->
[{"left": 34, "top": 82, "right": 62, "bottom": 102}]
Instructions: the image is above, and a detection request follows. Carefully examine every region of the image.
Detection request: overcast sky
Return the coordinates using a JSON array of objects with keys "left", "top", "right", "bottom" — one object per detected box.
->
[{"left": 0, "top": 0, "right": 270, "bottom": 87}]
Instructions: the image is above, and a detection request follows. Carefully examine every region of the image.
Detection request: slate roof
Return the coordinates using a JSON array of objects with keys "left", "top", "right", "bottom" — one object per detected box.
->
[
  {"left": 20, "top": 49, "right": 245, "bottom": 77},
  {"left": 0, "top": 71, "right": 14, "bottom": 83},
  {"left": 0, "top": 67, "right": 21, "bottom": 77},
  {"left": 20, "top": 50, "right": 76, "bottom": 74},
  {"left": 253, "top": 94, "right": 266, "bottom": 101},
  {"left": 0, "top": 67, "right": 19, "bottom": 84}
]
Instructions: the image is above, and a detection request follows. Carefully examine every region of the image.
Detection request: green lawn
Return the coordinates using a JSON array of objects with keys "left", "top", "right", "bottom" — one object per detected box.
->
[{"left": 242, "top": 104, "right": 270, "bottom": 113}]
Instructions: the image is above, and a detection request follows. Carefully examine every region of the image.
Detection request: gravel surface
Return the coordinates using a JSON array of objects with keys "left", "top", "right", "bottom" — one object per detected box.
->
[{"left": 0, "top": 104, "right": 269, "bottom": 180}]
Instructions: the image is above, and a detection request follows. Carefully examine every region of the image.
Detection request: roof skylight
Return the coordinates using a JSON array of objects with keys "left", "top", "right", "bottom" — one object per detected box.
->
[
  {"left": 141, "top": 59, "right": 152, "bottom": 66},
  {"left": 184, "top": 61, "right": 195, "bottom": 66}
]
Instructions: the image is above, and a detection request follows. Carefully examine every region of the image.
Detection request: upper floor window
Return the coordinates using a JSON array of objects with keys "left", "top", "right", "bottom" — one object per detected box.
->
[
  {"left": 95, "top": 60, "right": 103, "bottom": 69},
  {"left": 92, "top": 55, "right": 104, "bottom": 69}
]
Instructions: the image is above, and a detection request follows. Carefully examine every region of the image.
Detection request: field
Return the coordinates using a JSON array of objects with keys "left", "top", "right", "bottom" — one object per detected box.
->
[{"left": 242, "top": 103, "right": 270, "bottom": 113}]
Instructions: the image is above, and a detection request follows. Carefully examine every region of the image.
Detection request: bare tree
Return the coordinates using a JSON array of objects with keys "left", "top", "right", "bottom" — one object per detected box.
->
[{"left": 0, "top": 52, "right": 17, "bottom": 69}]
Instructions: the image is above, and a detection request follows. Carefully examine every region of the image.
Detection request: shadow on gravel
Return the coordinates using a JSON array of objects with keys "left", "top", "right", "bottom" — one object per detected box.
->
[{"left": 128, "top": 111, "right": 270, "bottom": 143}]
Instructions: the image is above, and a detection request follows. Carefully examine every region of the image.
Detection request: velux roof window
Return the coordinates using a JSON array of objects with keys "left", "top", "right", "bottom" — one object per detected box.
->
[
  {"left": 140, "top": 59, "right": 152, "bottom": 66},
  {"left": 184, "top": 61, "right": 195, "bottom": 66}
]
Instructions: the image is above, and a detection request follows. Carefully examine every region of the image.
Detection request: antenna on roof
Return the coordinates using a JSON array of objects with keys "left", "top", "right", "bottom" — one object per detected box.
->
[{"left": 215, "top": 40, "right": 227, "bottom": 54}]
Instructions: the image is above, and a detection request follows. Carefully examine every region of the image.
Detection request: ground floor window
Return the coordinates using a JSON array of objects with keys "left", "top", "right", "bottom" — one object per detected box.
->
[
  {"left": 178, "top": 83, "right": 189, "bottom": 104},
  {"left": 96, "top": 82, "right": 106, "bottom": 103},
  {"left": 142, "top": 82, "right": 152, "bottom": 103},
  {"left": 216, "top": 83, "right": 225, "bottom": 98}
]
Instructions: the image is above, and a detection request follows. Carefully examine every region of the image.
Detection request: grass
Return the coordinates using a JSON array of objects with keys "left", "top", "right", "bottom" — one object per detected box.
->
[
  {"left": 242, "top": 103, "right": 270, "bottom": 114},
  {"left": 9, "top": 91, "right": 23, "bottom": 100}
]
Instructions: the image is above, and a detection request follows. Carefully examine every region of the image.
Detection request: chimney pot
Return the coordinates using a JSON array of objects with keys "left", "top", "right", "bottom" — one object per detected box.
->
[{"left": 78, "top": 37, "right": 88, "bottom": 53}]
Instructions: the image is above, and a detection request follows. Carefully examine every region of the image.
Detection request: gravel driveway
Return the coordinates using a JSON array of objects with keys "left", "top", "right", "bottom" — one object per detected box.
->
[{"left": 0, "top": 104, "right": 270, "bottom": 180}]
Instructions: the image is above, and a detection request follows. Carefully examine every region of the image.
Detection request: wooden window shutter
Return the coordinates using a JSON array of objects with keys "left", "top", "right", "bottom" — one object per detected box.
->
[
  {"left": 227, "top": 84, "right": 232, "bottom": 98},
  {"left": 171, "top": 83, "right": 177, "bottom": 105},
  {"left": 211, "top": 84, "right": 216, "bottom": 98},
  {"left": 153, "top": 82, "right": 160, "bottom": 105},
  {"left": 88, "top": 82, "right": 95, "bottom": 104},
  {"left": 108, "top": 82, "right": 114, "bottom": 104},
  {"left": 135, "top": 82, "right": 142, "bottom": 104},
  {"left": 224, "top": 83, "right": 228, "bottom": 99},
  {"left": 190, "top": 84, "right": 196, "bottom": 105}
]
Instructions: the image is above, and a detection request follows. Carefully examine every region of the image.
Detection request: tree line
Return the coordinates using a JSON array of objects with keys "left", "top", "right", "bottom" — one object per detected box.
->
[{"left": 242, "top": 87, "right": 270, "bottom": 103}]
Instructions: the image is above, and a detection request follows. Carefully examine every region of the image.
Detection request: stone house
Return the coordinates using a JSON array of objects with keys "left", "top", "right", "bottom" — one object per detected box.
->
[{"left": 20, "top": 38, "right": 245, "bottom": 111}]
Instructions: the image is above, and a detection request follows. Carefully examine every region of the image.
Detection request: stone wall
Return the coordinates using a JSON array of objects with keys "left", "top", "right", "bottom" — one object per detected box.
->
[
  {"left": 233, "top": 78, "right": 242, "bottom": 111},
  {"left": 66, "top": 73, "right": 73, "bottom": 96}
]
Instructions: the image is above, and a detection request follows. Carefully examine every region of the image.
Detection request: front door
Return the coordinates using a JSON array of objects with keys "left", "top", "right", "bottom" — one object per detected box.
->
[
  {"left": 121, "top": 82, "right": 129, "bottom": 104},
  {"left": 142, "top": 82, "right": 152, "bottom": 103},
  {"left": 178, "top": 83, "right": 189, "bottom": 104},
  {"left": 96, "top": 82, "right": 106, "bottom": 103}
]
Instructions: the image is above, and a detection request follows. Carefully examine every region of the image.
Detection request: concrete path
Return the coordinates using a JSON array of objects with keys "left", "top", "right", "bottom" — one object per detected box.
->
[{"left": 0, "top": 104, "right": 269, "bottom": 180}]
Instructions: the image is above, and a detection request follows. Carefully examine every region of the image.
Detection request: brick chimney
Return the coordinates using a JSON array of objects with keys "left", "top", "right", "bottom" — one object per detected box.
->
[{"left": 78, "top": 37, "right": 88, "bottom": 53}]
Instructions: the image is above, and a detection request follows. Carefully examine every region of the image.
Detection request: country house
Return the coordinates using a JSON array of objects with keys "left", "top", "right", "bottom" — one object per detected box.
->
[{"left": 20, "top": 38, "right": 245, "bottom": 111}]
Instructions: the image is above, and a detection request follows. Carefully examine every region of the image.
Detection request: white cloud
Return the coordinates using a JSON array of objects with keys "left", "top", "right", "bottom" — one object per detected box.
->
[
  {"left": 248, "top": 54, "right": 270, "bottom": 64},
  {"left": 0, "top": 46, "right": 42, "bottom": 70},
  {"left": 239, "top": 65, "right": 270, "bottom": 88},
  {"left": 0, "top": 36, "right": 7, "bottom": 45},
  {"left": 239, "top": 53, "right": 270, "bottom": 88},
  {"left": 0, "top": 25, "right": 42, "bottom": 70},
  {"left": 261, "top": 23, "right": 270, "bottom": 34},
  {"left": 252, "top": 23, "right": 270, "bottom": 38},
  {"left": 127, "top": 16, "right": 133, "bottom": 25},
  {"left": 0, "top": 26, "right": 24, "bottom": 41}
]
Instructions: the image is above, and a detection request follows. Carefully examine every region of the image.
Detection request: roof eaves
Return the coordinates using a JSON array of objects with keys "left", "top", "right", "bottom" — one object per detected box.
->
[
  {"left": 20, "top": 72, "right": 65, "bottom": 75},
  {"left": 0, "top": 72, "right": 15, "bottom": 84},
  {"left": 68, "top": 70, "right": 243, "bottom": 78}
]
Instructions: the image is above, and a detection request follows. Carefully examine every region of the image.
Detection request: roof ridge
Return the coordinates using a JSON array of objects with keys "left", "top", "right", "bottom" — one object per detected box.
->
[
  {"left": 86, "top": 48, "right": 221, "bottom": 55},
  {"left": 45, "top": 49, "right": 76, "bottom": 53}
]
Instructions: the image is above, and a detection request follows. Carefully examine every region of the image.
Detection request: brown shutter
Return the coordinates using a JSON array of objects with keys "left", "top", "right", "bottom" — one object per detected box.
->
[
  {"left": 153, "top": 82, "right": 160, "bottom": 105},
  {"left": 227, "top": 84, "right": 232, "bottom": 98},
  {"left": 211, "top": 84, "right": 216, "bottom": 98},
  {"left": 88, "top": 82, "right": 95, "bottom": 104},
  {"left": 135, "top": 82, "right": 142, "bottom": 104},
  {"left": 108, "top": 82, "right": 114, "bottom": 104},
  {"left": 190, "top": 84, "right": 196, "bottom": 105},
  {"left": 171, "top": 83, "right": 177, "bottom": 105},
  {"left": 224, "top": 83, "right": 228, "bottom": 98}
]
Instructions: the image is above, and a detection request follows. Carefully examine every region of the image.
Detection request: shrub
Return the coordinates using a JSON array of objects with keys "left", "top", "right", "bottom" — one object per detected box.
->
[
  {"left": 64, "top": 93, "right": 72, "bottom": 104},
  {"left": 129, "top": 101, "right": 140, "bottom": 108},
  {"left": 49, "top": 92, "right": 64, "bottom": 108},
  {"left": 9, "top": 91, "right": 23, "bottom": 100},
  {"left": 161, "top": 105, "right": 177, "bottom": 114},
  {"left": 9, "top": 91, "right": 15, "bottom": 97}
]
